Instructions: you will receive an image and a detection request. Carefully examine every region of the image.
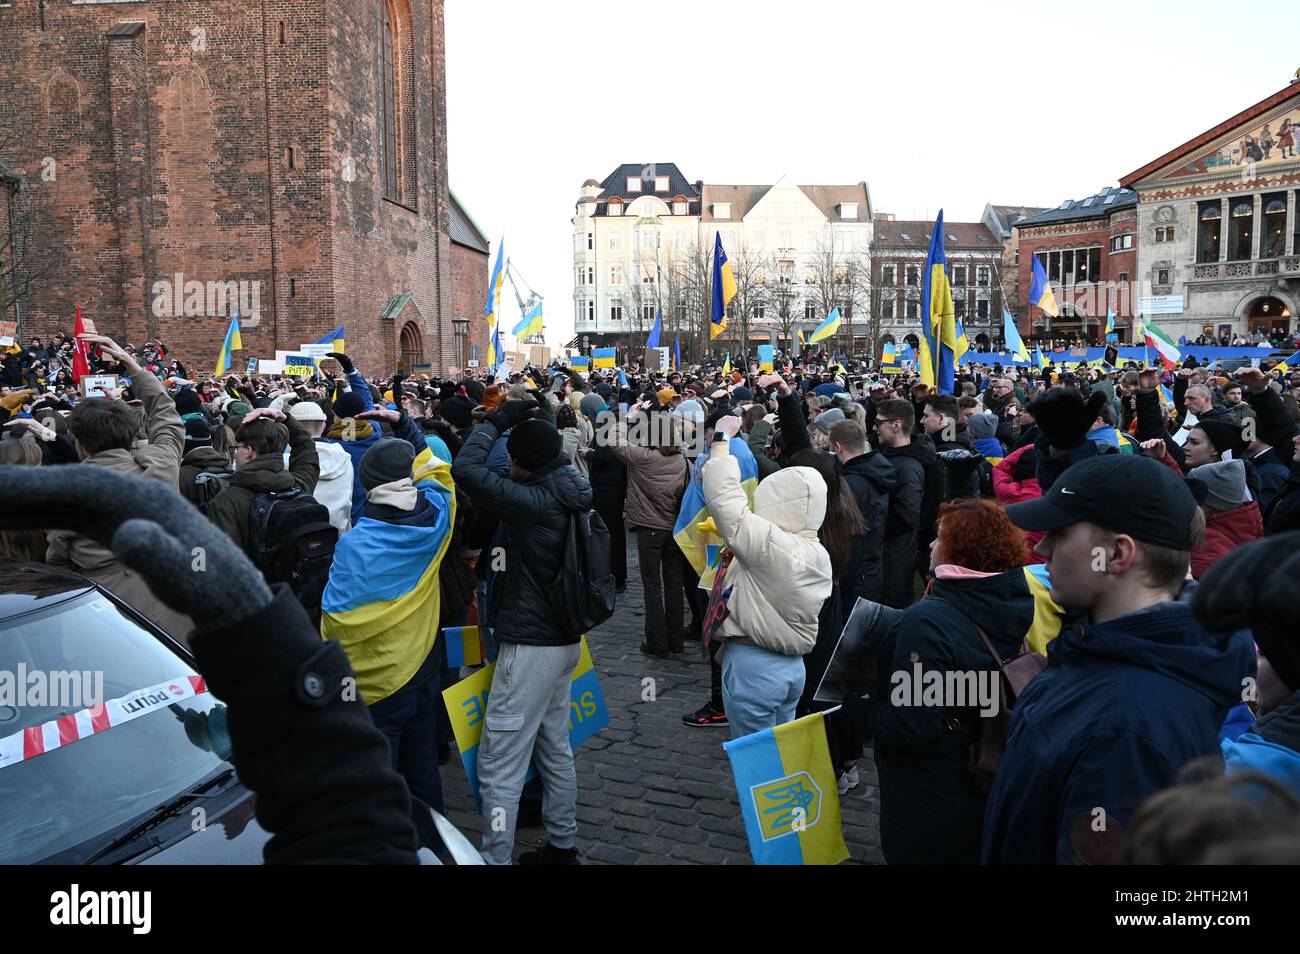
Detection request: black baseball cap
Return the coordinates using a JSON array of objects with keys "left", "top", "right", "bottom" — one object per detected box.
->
[{"left": 1006, "top": 454, "right": 1198, "bottom": 550}]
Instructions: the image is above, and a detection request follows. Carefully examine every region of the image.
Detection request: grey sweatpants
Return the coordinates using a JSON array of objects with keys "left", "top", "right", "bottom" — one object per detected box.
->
[{"left": 477, "top": 640, "right": 581, "bottom": 864}]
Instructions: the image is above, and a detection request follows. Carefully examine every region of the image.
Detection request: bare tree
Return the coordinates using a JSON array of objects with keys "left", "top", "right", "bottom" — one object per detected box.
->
[
  {"left": 807, "top": 231, "right": 868, "bottom": 356},
  {"left": 0, "top": 143, "right": 57, "bottom": 332},
  {"left": 682, "top": 235, "right": 715, "bottom": 362},
  {"left": 765, "top": 254, "right": 802, "bottom": 354},
  {"left": 727, "top": 240, "right": 766, "bottom": 361}
]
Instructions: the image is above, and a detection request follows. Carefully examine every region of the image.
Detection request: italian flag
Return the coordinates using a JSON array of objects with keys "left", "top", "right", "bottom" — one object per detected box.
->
[{"left": 1143, "top": 318, "right": 1181, "bottom": 371}]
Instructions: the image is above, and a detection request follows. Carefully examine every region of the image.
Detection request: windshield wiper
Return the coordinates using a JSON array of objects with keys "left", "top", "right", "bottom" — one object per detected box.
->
[{"left": 81, "top": 766, "right": 237, "bottom": 865}]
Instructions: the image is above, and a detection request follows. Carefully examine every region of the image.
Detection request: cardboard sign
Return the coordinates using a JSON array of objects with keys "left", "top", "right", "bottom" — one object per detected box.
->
[
  {"left": 645, "top": 347, "right": 670, "bottom": 371},
  {"left": 528, "top": 345, "right": 552, "bottom": 366},
  {"left": 80, "top": 318, "right": 98, "bottom": 335},
  {"left": 283, "top": 354, "right": 316, "bottom": 377},
  {"left": 0, "top": 321, "right": 15, "bottom": 347},
  {"left": 246, "top": 357, "right": 258, "bottom": 374},
  {"left": 258, "top": 359, "right": 284, "bottom": 375},
  {"left": 81, "top": 374, "right": 120, "bottom": 397},
  {"left": 298, "top": 344, "right": 334, "bottom": 358}
]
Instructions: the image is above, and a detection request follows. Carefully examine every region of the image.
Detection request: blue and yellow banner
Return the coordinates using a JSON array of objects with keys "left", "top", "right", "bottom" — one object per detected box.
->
[
  {"left": 881, "top": 342, "right": 896, "bottom": 365},
  {"left": 1030, "top": 255, "right": 1059, "bottom": 318},
  {"left": 512, "top": 301, "right": 543, "bottom": 340},
  {"left": 674, "top": 437, "right": 758, "bottom": 589},
  {"left": 923, "top": 211, "right": 956, "bottom": 394},
  {"left": 724, "top": 712, "right": 849, "bottom": 865},
  {"left": 571, "top": 355, "right": 591, "bottom": 370},
  {"left": 442, "top": 626, "right": 484, "bottom": 669},
  {"left": 808, "top": 308, "right": 840, "bottom": 345},
  {"left": 757, "top": 344, "right": 775, "bottom": 374},
  {"left": 593, "top": 347, "right": 617, "bottom": 369},
  {"left": 215, "top": 313, "right": 242, "bottom": 376},
  {"left": 1023, "top": 563, "right": 1065, "bottom": 655},
  {"left": 711, "top": 232, "right": 736, "bottom": 339},
  {"left": 442, "top": 635, "right": 608, "bottom": 808},
  {"left": 1004, "top": 307, "right": 1030, "bottom": 363},
  {"left": 321, "top": 448, "right": 455, "bottom": 704}
]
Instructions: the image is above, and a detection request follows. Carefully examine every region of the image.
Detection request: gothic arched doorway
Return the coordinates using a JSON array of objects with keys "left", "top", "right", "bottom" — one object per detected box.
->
[{"left": 399, "top": 321, "right": 424, "bottom": 371}]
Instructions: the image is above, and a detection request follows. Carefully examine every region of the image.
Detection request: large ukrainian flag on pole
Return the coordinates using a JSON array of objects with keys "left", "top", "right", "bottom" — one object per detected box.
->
[
  {"left": 320, "top": 447, "right": 455, "bottom": 704},
  {"left": 674, "top": 437, "right": 758, "bottom": 589},
  {"left": 485, "top": 239, "right": 506, "bottom": 367},
  {"left": 512, "top": 300, "right": 543, "bottom": 340},
  {"left": 214, "top": 313, "right": 242, "bottom": 375},
  {"left": 923, "top": 211, "right": 957, "bottom": 394},
  {"left": 725, "top": 712, "right": 849, "bottom": 865},
  {"left": 808, "top": 307, "right": 840, "bottom": 345},
  {"left": 711, "top": 232, "right": 737, "bottom": 340}
]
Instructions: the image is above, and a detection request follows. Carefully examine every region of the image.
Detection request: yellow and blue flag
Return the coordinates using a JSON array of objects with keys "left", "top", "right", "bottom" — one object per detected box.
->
[
  {"left": 721, "top": 353, "right": 731, "bottom": 377},
  {"left": 489, "top": 323, "right": 504, "bottom": 373},
  {"left": 1029, "top": 255, "right": 1059, "bottom": 318},
  {"left": 881, "top": 342, "right": 897, "bottom": 365},
  {"left": 796, "top": 329, "right": 807, "bottom": 350},
  {"left": 646, "top": 310, "right": 662, "bottom": 349},
  {"left": 808, "top": 307, "right": 840, "bottom": 345},
  {"left": 321, "top": 447, "right": 456, "bottom": 704},
  {"left": 312, "top": 325, "right": 346, "bottom": 353},
  {"left": 757, "top": 344, "right": 775, "bottom": 374},
  {"left": 485, "top": 239, "right": 506, "bottom": 365},
  {"left": 442, "top": 626, "right": 483, "bottom": 669},
  {"left": 711, "top": 232, "right": 737, "bottom": 339},
  {"left": 214, "top": 313, "right": 242, "bottom": 375},
  {"left": 442, "top": 636, "right": 608, "bottom": 808},
  {"left": 674, "top": 437, "right": 758, "bottom": 589},
  {"left": 724, "top": 712, "right": 849, "bottom": 865},
  {"left": 674, "top": 335, "right": 681, "bottom": 371},
  {"left": 593, "top": 347, "right": 616, "bottom": 369},
  {"left": 953, "top": 316, "right": 970, "bottom": 363},
  {"left": 1035, "top": 344, "right": 1048, "bottom": 369},
  {"left": 1004, "top": 307, "right": 1030, "bottom": 363},
  {"left": 512, "top": 300, "right": 543, "bottom": 340},
  {"left": 571, "top": 355, "right": 591, "bottom": 370},
  {"left": 1022, "top": 564, "right": 1065, "bottom": 655},
  {"left": 923, "top": 211, "right": 957, "bottom": 394}
]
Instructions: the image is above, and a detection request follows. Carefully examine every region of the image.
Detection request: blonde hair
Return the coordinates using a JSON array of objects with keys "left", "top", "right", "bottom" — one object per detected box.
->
[{"left": 0, "top": 436, "right": 42, "bottom": 467}]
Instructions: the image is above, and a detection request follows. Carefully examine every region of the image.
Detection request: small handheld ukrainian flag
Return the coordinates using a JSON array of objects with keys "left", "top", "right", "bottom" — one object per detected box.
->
[
  {"left": 593, "top": 347, "right": 617, "bottom": 369},
  {"left": 1003, "top": 307, "right": 1030, "bottom": 363},
  {"left": 215, "top": 313, "right": 242, "bottom": 375},
  {"left": 711, "top": 232, "right": 737, "bottom": 340},
  {"left": 512, "top": 301, "right": 544, "bottom": 340},
  {"left": 881, "top": 342, "right": 897, "bottom": 366},
  {"left": 721, "top": 353, "right": 731, "bottom": 377},
  {"left": 808, "top": 307, "right": 840, "bottom": 345},
  {"left": 442, "top": 626, "right": 483, "bottom": 669},
  {"left": 757, "top": 344, "right": 775, "bottom": 374},
  {"left": 1035, "top": 344, "right": 1048, "bottom": 369},
  {"left": 724, "top": 712, "right": 849, "bottom": 865}
]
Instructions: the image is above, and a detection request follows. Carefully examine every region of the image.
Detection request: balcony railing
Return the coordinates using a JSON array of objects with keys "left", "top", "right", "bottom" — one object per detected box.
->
[{"left": 1191, "top": 258, "right": 1300, "bottom": 280}]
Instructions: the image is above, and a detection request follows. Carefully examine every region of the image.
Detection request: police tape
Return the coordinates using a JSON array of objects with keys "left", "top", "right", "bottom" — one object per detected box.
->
[{"left": 0, "top": 674, "right": 208, "bottom": 771}]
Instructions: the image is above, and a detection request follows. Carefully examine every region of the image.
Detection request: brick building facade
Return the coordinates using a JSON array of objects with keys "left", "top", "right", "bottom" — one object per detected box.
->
[
  {"left": 0, "top": 0, "right": 459, "bottom": 374},
  {"left": 449, "top": 192, "right": 490, "bottom": 371}
]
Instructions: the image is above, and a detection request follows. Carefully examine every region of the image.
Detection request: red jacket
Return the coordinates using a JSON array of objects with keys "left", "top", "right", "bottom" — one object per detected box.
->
[
  {"left": 993, "top": 445, "right": 1046, "bottom": 564},
  {"left": 1191, "top": 501, "right": 1263, "bottom": 580}
]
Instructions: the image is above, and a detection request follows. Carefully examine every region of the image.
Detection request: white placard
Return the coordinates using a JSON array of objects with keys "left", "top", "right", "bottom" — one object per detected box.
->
[
  {"left": 258, "top": 360, "right": 285, "bottom": 374},
  {"left": 299, "top": 344, "right": 333, "bottom": 357},
  {"left": 81, "top": 374, "right": 120, "bottom": 397}
]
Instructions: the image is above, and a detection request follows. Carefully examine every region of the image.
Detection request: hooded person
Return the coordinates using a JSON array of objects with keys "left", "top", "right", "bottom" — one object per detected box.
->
[
  {"left": 581, "top": 392, "right": 628, "bottom": 592},
  {"left": 983, "top": 454, "right": 1256, "bottom": 864},
  {"left": 967, "top": 411, "right": 1005, "bottom": 459},
  {"left": 178, "top": 418, "right": 233, "bottom": 507},
  {"left": 1187, "top": 459, "right": 1262, "bottom": 580},
  {"left": 288, "top": 399, "right": 355, "bottom": 532},
  {"left": 700, "top": 414, "right": 833, "bottom": 738},
  {"left": 321, "top": 435, "right": 456, "bottom": 814}
]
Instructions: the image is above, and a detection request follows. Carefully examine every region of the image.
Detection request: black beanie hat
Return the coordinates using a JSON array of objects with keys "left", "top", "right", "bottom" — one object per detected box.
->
[
  {"left": 506, "top": 419, "right": 562, "bottom": 472},
  {"left": 334, "top": 390, "right": 367, "bottom": 420},
  {"left": 1194, "top": 417, "right": 1245, "bottom": 458},
  {"left": 359, "top": 437, "right": 416, "bottom": 491},
  {"left": 439, "top": 395, "right": 474, "bottom": 428},
  {"left": 184, "top": 418, "right": 213, "bottom": 448},
  {"left": 174, "top": 389, "right": 203, "bottom": 416}
]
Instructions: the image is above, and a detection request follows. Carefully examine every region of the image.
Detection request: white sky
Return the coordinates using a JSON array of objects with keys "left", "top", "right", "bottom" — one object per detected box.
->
[{"left": 446, "top": 0, "right": 1300, "bottom": 347}]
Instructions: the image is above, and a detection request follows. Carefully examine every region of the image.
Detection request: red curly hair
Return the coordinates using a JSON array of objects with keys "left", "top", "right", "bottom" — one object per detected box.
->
[{"left": 934, "top": 498, "right": 1028, "bottom": 573}]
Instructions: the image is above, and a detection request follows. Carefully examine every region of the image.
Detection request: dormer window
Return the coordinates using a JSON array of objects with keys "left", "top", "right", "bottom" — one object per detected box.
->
[
  {"left": 626, "top": 177, "right": 642, "bottom": 193},
  {"left": 713, "top": 202, "right": 731, "bottom": 220},
  {"left": 607, "top": 199, "right": 622, "bottom": 216},
  {"left": 673, "top": 201, "right": 687, "bottom": 215},
  {"left": 838, "top": 202, "right": 858, "bottom": 220},
  {"left": 655, "top": 176, "right": 669, "bottom": 192}
]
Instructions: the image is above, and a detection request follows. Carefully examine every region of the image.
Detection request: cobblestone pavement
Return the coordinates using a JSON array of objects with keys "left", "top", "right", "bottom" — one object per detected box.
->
[{"left": 440, "top": 546, "right": 884, "bottom": 865}]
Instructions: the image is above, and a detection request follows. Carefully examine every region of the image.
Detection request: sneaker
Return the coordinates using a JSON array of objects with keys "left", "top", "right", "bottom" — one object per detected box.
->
[
  {"left": 837, "top": 765, "right": 860, "bottom": 795},
  {"left": 518, "top": 840, "right": 580, "bottom": 865},
  {"left": 682, "top": 702, "right": 728, "bottom": 728},
  {"left": 640, "top": 642, "right": 670, "bottom": 659}
]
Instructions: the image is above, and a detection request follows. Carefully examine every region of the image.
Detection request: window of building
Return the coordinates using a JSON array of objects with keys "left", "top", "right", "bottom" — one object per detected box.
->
[
  {"left": 834, "top": 267, "right": 847, "bottom": 285},
  {"left": 778, "top": 260, "right": 793, "bottom": 282},
  {"left": 1088, "top": 247, "right": 1102, "bottom": 283},
  {"left": 1228, "top": 198, "right": 1254, "bottom": 261},
  {"left": 377, "top": 0, "right": 399, "bottom": 201},
  {"left": 1119, "top": 271, "right": 1128, "bottom": 285},
  {"left": 906, "top": 300, "right": 919, "bottom": 320},
  {"left": 753, "top": 306, "right": 765, "bottom": 323},
  {"left": 642, "top": 265, "right": 655, "bottom": 284},
  {"left": 586, "top": 265, "right": 594, "bottom": 285},
  {"left": 882, "top": 299, "right": 894, "bottom": 320},
  {"left": 610, "top": 304, "right": 623, "bottom": 321},
  {"left": 576, "top": 267, "right": 584, "bottom": 286},
  {"left": 1262, "top": 193, "right": 1287, "bottom": 258},
  {"left": 883, "top": 264, "right": 896, "bottom": 286},
  {"left": 607, "top": 200, "right": 622, "bottom": 217},
  {"left": 1049, "top": 250, "right": 1061, "bottom": 283},
  {"left": 952, "top": 265, "right": 967, "bottom": 286},
  {"left": 976, "top": 300, "right": 989, "bottom": 322},
  {"left": 610, "top": 264, "right": 624, "bottom": 285},
  {"left": 1154, "top": 226, "right": 1174, "bottom": 243},
  {"left": 713, "top": 203, "right": 731, "bottom": 219},
  {"left": 587, "top": 232, "right": 594, "bottom": 250},
  {"left": 1157, "top": 268, "right": 1170, "bottom": 285},
  {"left": 626, "top": 177, "right": 642, "bottom": 192},
  {"left": 976, "top": 266, "right": 990, "bottom": 287},
  {"left": 905, "top": 265, "right": 919, "bottom": 287},
  {"left": 587, "top": 300, "right": 595, "bottom": 323},
  {"left": 654, "top": 176, "right": 669, "bottom": 192},
  {"left": 780, "top": 230, "right": 792, "bottom": 248},
  {"left": 954, "top": 299, "right": 967, "bottom": 320},
  {"left": 608, "top": 233, "right": 622, "bottom": 251},
  {"left": 1109, "top": 233, "right": 1133, "bottom": 253},
  {"left": 805, "top": 303, "right": 817, "bottom": 322},
  {"left": 1197, "top": 201, "right": 1222, "bottom": 263},
  {"left": 673, "top": 201, "right": 687, "bottom": 216},
  {"left": 642, "top": 305, "right": 656, "bottom": 325}
]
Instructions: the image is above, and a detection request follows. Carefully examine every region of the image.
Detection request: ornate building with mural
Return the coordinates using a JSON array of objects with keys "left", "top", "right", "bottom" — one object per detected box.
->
[
  {"left": 0, "top": 0, "right": 477, "bottom": 372},
  {"left": 1120, "top": 77, "right": 1300, "bottom": 342}
]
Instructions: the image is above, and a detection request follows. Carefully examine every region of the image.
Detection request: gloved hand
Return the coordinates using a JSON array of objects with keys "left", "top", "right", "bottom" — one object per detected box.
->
[
  {"left": 485, "top": 398, "right": 540, "bottom": 432},
  {"left": 327, "top": 352, "right": 354, "bottom": 374},
  {"left": 526, "top": 388, "right": 556, "bottom": 425},
  {"left": 1026, "top": 387, "right": 1106, "bottom": 450}
]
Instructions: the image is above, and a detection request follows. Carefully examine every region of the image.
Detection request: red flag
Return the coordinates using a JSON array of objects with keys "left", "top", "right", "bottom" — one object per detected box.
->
[{"left": 72, "top": 305, "right": 92, "bottom": 383}]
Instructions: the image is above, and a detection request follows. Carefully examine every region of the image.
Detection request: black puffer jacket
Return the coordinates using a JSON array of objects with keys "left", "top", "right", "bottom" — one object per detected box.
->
[
  {"left": 841, "top": 451, "right": 897, "bottom": 612},
  {"left": 452, "top": 420, "right": 594, "bottom": 646}
]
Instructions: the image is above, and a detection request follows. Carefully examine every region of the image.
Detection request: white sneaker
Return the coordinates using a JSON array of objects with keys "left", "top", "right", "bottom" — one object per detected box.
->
[{"left": 837, "top": 765, "right": 860, "bottom": 795}]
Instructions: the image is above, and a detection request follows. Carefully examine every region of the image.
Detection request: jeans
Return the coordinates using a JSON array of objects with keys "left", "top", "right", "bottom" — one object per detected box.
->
[
  {"left": 477, "top": 640, "right": 581, "bottom": 864},
  {"left": 368, "top": 649, "right": 444, "bottom": 812},
  {"left": 634, "top": 526, "right": 685, "bottom": 654},
  {"left": 721, "top": 642, "right": 805, "bottom": 739}
]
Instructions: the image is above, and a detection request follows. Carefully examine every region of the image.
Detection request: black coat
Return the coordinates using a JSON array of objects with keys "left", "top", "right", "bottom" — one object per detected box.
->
[
  {"left": 841, "top": 451, "right": 897, "bottom": 610},
  {"left": 452, "top": 421, "right": 594, "bottom": 646},
  {"left": 879, "top": 441, "right": 941, "bottom": 608}
]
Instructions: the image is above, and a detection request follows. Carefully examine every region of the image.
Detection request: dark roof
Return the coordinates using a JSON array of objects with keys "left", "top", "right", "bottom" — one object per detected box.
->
[
  {"left": 597, "top": 163, "right": 699, "bottom": 202},
  {"left": 449, "top": 191, "right": 489, "bottom": 254},
  {"left": 1121, "top": 81, "right": 1300, "bottom": 188},
  {"left": 1014, "top": 187, "right": 1137, "bottom": 227},
  {"left": 985, "top": 204, "right": 1049, "bottom": 236},
  {"left": 871, "top": 218, "right": 998, "bottom": 249}
]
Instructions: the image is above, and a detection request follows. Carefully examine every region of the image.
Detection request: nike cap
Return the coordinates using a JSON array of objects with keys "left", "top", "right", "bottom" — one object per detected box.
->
[{"left": 1006, "top": 454, "right": 1198, "bottom": 550}]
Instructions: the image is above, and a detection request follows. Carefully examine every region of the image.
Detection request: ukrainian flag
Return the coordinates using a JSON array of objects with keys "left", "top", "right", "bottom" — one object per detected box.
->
[
  {"left": 321, "top": 447, "right": 455, "bottom": 704},
  {"left": 757, "top": 344, "right": 775, "bottom": 374},
  {"left": 214, "top": 313, "right": 242, "bottom": 375},
  {"left": 512, "top": 301, "right": 543, "bottom": 340},
  {"left": 1029, "top": 255, "right": 1059, "bottom": 318},
  {"left": 1004, "top": 307, "right": 1030, "bottom": 363},
  {"left": 808, "top": 307, "right": 840, "bottom": 345},
  {"left": 489, "top": 323, "right": 504, "bottom": 372},
  {"left": 881, "top": 342, "right": 897, "bottom": 365},
  {"left": 722, "top": 353, "right": 731, "bottom": 377},
  {"left": 724, "top": 712, "right": 849, "bottom": 865},
  {"left": 711, "top": 232, "right": 737, "bottom": 339},
  {"left": 923, "top": 211, "right": 957, "bottom": 394},
  {"left": 1023, "top": 563, "right": 1066, "bottom": 655},
  {"left": 313, "top": 325, "right": 347, "bottom": 353},
  {"left": 1035, "top": 344, "right": 1048, "bottom": 369},
  {"left": 486, "top": 239, "right": 506, "bottom": 365},
  {"left": 674, "top": 437, "right": 758, "bottom": 589},
  {"left": 571, "top": 355, "right": 591, "bottom": 370},
  {"left": 442, "top": 626, "right": 483, "bottom": 669},
  {"left": 953, "top": 317, "right": 970, "bottom": 362},
  {"left": 593, "top": 347, "right": 616, "bottom": 369},
  {"left": 796, "top": 329, "right": 807, "bottom": 350}
]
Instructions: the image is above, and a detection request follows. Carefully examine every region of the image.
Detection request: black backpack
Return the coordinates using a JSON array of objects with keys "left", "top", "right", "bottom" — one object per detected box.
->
[
  {"left": 546, "top": 507, "right": 616, "bottom": 637},
  {"left": 247, "top": 488, "right": 338, "bottom": 618},
  {"left": 193, "top": 470, "right": 233, "bottom": 515}
]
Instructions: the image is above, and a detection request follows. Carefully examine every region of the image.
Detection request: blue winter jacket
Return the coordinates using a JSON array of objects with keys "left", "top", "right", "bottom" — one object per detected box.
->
[
  {"left": 981, "top": 600, "right": 1255, "bottom": 864},
  {"left": 321, "top": 368, "right": 378, "bottom": 525},
  {"left": 1222, "top": 693, "right": 1300, "bottom": 798}
]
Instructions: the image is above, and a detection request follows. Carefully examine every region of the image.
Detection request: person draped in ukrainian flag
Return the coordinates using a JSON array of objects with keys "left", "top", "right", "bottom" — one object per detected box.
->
[{"left": 321, "top": 433, "right": 456, "bottom": 812}]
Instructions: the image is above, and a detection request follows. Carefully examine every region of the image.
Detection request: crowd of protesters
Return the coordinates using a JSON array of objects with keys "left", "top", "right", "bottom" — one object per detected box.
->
[{"left": 2, "top": 324, "right": 1300, "bottom": 865}]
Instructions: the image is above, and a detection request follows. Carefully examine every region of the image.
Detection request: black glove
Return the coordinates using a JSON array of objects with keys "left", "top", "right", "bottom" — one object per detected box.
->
[
  {"left": 327, "top": 351, "right": 354, "bottom": 374},
  {"left": 526, "top": 389, "right": 556, "bottom": 425},
  {"left": 1026, "top": 387, "right": 1106, "bottom": 450},
  {"left": 485, "top": 398, "right": 540, "bottom": 432}
]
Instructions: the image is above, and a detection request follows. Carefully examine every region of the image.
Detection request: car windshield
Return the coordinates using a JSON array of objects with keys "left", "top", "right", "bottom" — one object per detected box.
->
[{"left": 0, "top": 591, "right": 230, "bottom": 863}]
